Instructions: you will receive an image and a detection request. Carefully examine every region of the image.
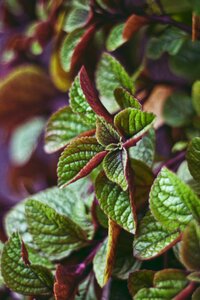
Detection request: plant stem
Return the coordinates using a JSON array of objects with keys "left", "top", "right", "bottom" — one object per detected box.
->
[{"left": 174, "top": 282, "right": 196, "bottom": 300}]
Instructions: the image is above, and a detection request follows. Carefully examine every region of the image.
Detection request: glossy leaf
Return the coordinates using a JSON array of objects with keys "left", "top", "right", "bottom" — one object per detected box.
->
[
  {"left": 133, "top": 212, "right": 180, "bottom": 259},
  {"left": 150, "top": 167, "right": 200, "bottom": 231},
  {"left": 57, "top": 137, "right": 105, "bottom": 187},
  {"left": 96, "top": 117, "right": 120, "bottom": 147},
  {"left": 103, "top": 149, "right": 128, "bottom": 191},
  {"left": 44, "top": 106, "right": 91, "bottom": 153},
  {"left": 95, "top": 171, "right": 135, "bottom": 233},
  {"left": 114, "top": 108, "right": 155, "bottom": 138},
  {"left": 69, "top": 74, "right": 96, "bottom": 125},
  {"left": 187, "top": 137, "right": 200, "bottom": 182},
  {"left": 1, "top": 233, "right": 53, "bottom": 296},
  {"left": 93, "top": 219, "right": 120, "bottom": 287},
  {"left": 180, "top": 220, "right": 200, "bottom": 271},
  {"left": 63, "top": 8, "right": 89, "bottom": 32},
  {"left": 114, "top": 87, "right": 141, "bottom": 110}
]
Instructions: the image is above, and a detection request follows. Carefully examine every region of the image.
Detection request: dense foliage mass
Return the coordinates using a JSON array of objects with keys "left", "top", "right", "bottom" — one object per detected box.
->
[{"left": 0, "top": 0, "right": 200, "bottom": 299}]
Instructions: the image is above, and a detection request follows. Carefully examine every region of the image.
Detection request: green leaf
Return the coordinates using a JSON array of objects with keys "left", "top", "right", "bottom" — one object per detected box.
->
[
  {"left": 180, "top": 220, "right": 200, "bottom": 271},
  {"left": 60, "top": 28, "right": 84, "bottom": 72},
  {"left": 192, "top": 287, "right": 200, "bottom": 300},
  {"left": 96, "top": 53, "right": 134, "bottom": 108},
  {"left": 106, "top": 23, "right": 125, "bottom": 51},
  {"left": 103, "top": 149, "right": 128, "bottom": 191},
  {"left": 44, "top": 106, "right": 91, "bottom": 153},
  {"left": 1, "top": 233, "right": 53, "bottom": 296},
  {"left": 170, "top": 40, "right": 200, "bottom": 81},
  {"left": 191, "top": 0, "right": 200, "bottom": 15},
  {"left": 172, "top": 141, "right": 188, "bottom": 153},
  {"left": 114, "top": 108, "right": 155, "bottom": 138},
  {"left": 10, "top": 117, "right": 45, "bottom": 165},
  {"left": 150, "top": 167, "right": 200, "bottom": 231},
  {"left": 57, "top": 137, "right": 105, "bottom": 187},
  {"left": 69, "top": 74, "right": 96, "bottom": 125},
  {"left": 134, "top": 269, "right": 188, "bottom": 300},
  {"left": 133, "top": 212, "right": 180, "bottom": 259},
  {"left": 188, "top": 272, "right": 200, "bottom": 282},
  {"left": 147, "top": 27, "right": 187, "bottom": 60},
  {"left": 75, "top": 275, "right": 97, "bottom": 300},
  {"left": 177, "top": 160, "right": 200, "bottom": 194},
  {"left": 128, "top": 270, "right": 155, "bottom": 297},
  {"left": 93, "top": 219, "right": 120, "bottom": 287},
  {"left": 63, "top": 8, "right": 89, "bottom": 32},
  {"left": 114, "top": 87, "right": 142, "bottom": 110},
  {"left": 96, "top": 117, "right": 121, "bottom": 147},
  {"left": 192, "top": 81, "right": 200, "bottom": 116},
  {"left": 95, "top": 171, "right": 135, "bottom": 233},
  {"left": 163, "top": 92, "right": 194, "bottom": 127},
  {"left": 129, "top": 128, "right": 155, "bottom": 167},
  {"left": 187, "top": 137, "right": 200, "bottom": 182},
  {"left": 25, "top": 199, "right": 89, "bottom": 260}
]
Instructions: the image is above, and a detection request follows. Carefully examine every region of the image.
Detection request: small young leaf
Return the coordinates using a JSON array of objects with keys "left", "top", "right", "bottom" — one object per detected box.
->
[
  {"left": 44, "top": 106, "right": 92, "bottom": 153},
  {"left": 96, "top": 53, "right": 134, "bottom": 102},
  {"left": 95, "top": 171, "right": 135, "bottom": 233},
  {"left": 103, "top": 148, "right": 128, "bottom": 191},
  {"left": 188, "top": 272, "right": 200, "bottom": 282},
  {"left": 96, "top": 117, "right": 120, "bottom": 147},
  {"left": 187, "top": 137, "right": 200, "bottom": 182},
  {"left": 69, "top": 74, "right": 96, "bottom": 125},
  {"left": 114, "top": 87, "right": 141, "bottom": 110},
  {"left": 93, "top": 219, "right": 120, "bottom": 287},
  {"left": 57, "top": 137, "right": 105, "bottom": 187},
  {"left": 128, "top": 270, "right": 155, "bottom": 297},
  {"left": 180, "top": 220, "right": 200, "bottom": 271},
  {"left": 133, "top": 212, "right": 180, "bottom": 260},
  {"left": 192, "top": 80, "right": 200, "bottom": 116},
  {"left": 114, "top": 108, "right": 155, "bottom": 138},
  {"left": 106, "top": 23, "right": 125, "bottom": 51},
  {"left": 25, "top": 199, "right": 89, "bottom": 260},
  {"left": 150, "top": 167, "right": 200, "bottom": 231},
  {"left": 1, "top": 233, "right": 53, "bottom": 296}
]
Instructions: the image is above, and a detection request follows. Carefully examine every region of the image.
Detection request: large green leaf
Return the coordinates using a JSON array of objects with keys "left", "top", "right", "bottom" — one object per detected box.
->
[
  {"left": 134, "top": 269, "right": 188, "bottom": 299},
  {"left": 114, "top": 87, "right": 141, "bottom": 110},
  {"left": 133, "top": 212, "right": 180, "bottom": 259},
  {"left": 1, "top": 233, "right": 53, "bottom": 296},
  {"left": 96, "top": 53, "right": 134, "bottom": 105},
  {"left": 147, "top": 27, "right": 187, "bottom": 60},
  {"left": 129, "top": 128, "right": 155, "bottom": 168},
  {"left": 10, "top": 117, "right": 45, "bottom": 165},
  {"left": 192, "top": 80, "right": 200, "bottom": 116},
  {"left": 180, "top": 220, "right": 200, "bottom": 271},
  {"left": 150, "top": 167, "right": 200, "bottom": 231},
  {"left": 163, "top": 92, "right": 194, "bottom": 127},
  {"left": 114, "top": 108, "right": 155, "bottom": 138},
  {"left": 96, "top": 117, "right": 120, "bottom": 147},
  {"left": 69, "top": 74, "right": 96, "bottom": 125},
  {"left": 95, "top": 172, "right": 135, "bottom": 233},
  {"left": 57, "top": 137, "right": 105, "bottom": 187},
  {"left": 187, "top": 137, "right": 200, "bottom": 182},
  {"left": 25, "top": 199, "right": 89, "bottom": 260},
  {"left": 44, "top": 106, "right": 91, "bottom": 153},
  {"left": 103, "top": 149, "right": 128, "bottom": 191}
]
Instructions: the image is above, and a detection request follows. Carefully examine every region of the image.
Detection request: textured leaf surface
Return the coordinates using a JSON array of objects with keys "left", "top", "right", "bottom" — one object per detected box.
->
[
  {"left": 180, "top": 220, "right": 200, "bottom": 271},
  {"left": 177, "top": 161, "right": 200, "bottom": 194},
  {"left": 114, "top": 108, "right": 155, "bottom": 138},
  {"left": 57, "top": 137, "right": 105, "bottom": 187},
  {"left": 93, "top": 219, "right": 120, "bottom": 287},
  {"left": 150, "top": 167, "right": 200, "bottom": 231},
  {"left": 133, "top": 212, "right": 180, "bottom": 259},
  {"left": 63, "top": 8, "right": 89, "bottom": 32},
  {"left": 25, "top": 200, "right": 88, "bottom": 260},
  {"left": 96, "top": 117, "right": 120, "bottom": 147},
  {"left": 192, "top": 80, "right": 200, "bottom": 116},
  {"left": 96, "top": 53, "right": 134, "bottom": 102},
  {"left": 187, "top": 137, "right": 200, "bottom": 182},
  {"left": 134, "top": 269, "right": 188, "bottom": 300},
  {"left": 45, "top": 106, "right": 92, "bottom": 153},
  {"left": 114, "top": 87, "right": 141, "bottom": 110},
  {"left": 163, "top": 92, "right": 194, "bottom": 127},
  {"left": 129, "top": 128, "right": 155, "bottom": 167},
  {"left": 106, "top": 23, "right": 125, "bottom": 51},
  {"left": 128, "top": 270, "right": 155, "bottom": 297},
  {"left": 95, "top": 172, "right": 135, "bottom": 233},
  {"left": 103, "top": 149, "right": 128, "bottom": 191},
  {"left": 1, "top": 233, "right": 53, "bottom": 296},
  {"left": 69, "top": 74, "right": 96, "bottom": 125}
]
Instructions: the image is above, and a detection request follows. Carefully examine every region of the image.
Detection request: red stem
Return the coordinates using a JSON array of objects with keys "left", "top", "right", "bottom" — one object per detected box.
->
[{"left": 173, "top": 282, "right": 196, "bottom": 300}]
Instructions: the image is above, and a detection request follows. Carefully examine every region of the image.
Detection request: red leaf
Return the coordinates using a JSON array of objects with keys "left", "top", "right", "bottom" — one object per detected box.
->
[
  {"left": 21, "top": 240, "right": 30, "bottom": 266},
  {"left": 123, "top": 15, "right": 148, "bottom": 40}
]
